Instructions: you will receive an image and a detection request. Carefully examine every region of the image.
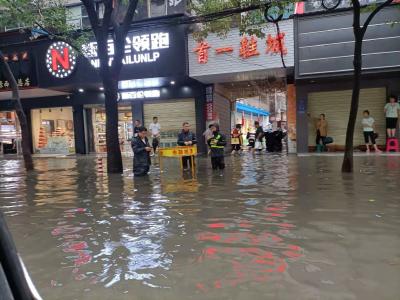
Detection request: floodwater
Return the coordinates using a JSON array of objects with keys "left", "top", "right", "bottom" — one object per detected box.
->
[{"left": 0, "top": 154, "right": 399, "bottom": 300}]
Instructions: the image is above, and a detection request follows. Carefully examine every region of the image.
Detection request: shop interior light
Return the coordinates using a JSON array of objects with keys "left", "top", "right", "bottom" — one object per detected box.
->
[
  {"left": 78, "top": 88, "right": 84, "bottom": 93},
  {"left": 170, "top": 81, "right": 176, "bottom": 85}
]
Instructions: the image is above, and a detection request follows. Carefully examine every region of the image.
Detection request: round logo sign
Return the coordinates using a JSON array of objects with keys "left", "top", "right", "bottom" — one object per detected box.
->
[{"left": 46, "top": 41, "right": 77, "bottom": 78}]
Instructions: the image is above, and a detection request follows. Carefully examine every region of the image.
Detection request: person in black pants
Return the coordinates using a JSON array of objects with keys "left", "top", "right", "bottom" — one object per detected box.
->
[
  {"left": 131, "top": 127, "right": 152, "bottom": 176},
  {"left": 207, "top": 124, "right": 227, "bottom": 170},
  {"left": 177, "top": 122, "right": 197, "bottom": 170}
]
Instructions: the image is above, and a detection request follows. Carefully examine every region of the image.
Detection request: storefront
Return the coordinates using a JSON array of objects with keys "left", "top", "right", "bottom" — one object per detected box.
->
[
  {"left": 31, "top": 107, "right": 75, "bottom": 154},
  {"left": 188, "top": 19, "right": 296, "bottom": 152},
  {"left": 0, "top": 23, "right": 208, "bottom": 155},
  {"left": 294, "top": 6, "right": 400, "bottom": 152},
  {"left": 0, "top": 111, "right": 20, "bottom": 154}
]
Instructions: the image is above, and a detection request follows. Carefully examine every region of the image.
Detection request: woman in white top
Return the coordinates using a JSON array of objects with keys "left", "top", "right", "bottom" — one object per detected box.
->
[
  {"left": 384, "top": 96, "right": 400, "bottom": 138},
  {"left": 362, "top": 110, "right": 381, "bottom": 153}
]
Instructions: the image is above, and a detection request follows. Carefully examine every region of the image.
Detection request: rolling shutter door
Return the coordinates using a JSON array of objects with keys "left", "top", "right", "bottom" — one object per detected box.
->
[
  {"left": 308, "top": 87, "right": 386, "bottom": 147},
  {"left": 144, "top": 99, "right": 196, "bottom": 148}
]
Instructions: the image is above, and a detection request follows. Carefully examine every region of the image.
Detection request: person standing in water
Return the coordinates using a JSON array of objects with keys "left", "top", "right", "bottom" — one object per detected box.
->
[
  {"left": 149, "top": 116, "right": 161, "bottom": 155},
  {"left": 362, "top": 110, "right": 381, "bottom": 153},
  {"left": 132, "top": 127, "right": 152, "bottom": 176},
  {"left": 208, "top": 124, "right": 227, "bottom": 170},
  {"left": 177, "top": 122, "right": 197, "bottom": 170}
]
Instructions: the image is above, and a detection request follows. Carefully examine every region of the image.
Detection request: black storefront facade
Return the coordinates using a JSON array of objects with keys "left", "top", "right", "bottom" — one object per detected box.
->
[
  {"left": 295, "top": 6, "right": 400, "bottom": 152},
  {"left": 0, "top": 23, "right": 207, "bottom": 156}
]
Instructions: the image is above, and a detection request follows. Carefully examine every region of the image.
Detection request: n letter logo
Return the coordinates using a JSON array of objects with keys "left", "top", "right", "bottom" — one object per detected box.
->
[{"left": 46, "top": 42, "right": 77, "bottom": 78}]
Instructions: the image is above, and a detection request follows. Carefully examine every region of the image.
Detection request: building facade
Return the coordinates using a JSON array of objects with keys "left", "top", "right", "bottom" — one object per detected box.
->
[
  {"left": 0, "top": 19, "right": 208, "bottom": 155},
  {"left": 188, "top": 19, "right": 297, "bottom": 152},
  {"left": 295, "top": 5, "right": 400, "bottom": 152}
]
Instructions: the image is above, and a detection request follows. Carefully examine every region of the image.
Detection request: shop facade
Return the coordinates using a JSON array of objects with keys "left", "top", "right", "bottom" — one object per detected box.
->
[
  {"left": 188, "top": 19, "right": 297, "bottom": 152},
  {"left": 295, "top": 6, "right": 400, "bottom": 152},
  {"left": 0, "top": 23, "right": 208, "bottom": 155}
]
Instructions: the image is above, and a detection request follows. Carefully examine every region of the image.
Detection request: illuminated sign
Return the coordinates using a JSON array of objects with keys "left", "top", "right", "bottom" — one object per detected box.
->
[
  {"left": 46, "top": 42, "right": 77, "bottom": 78},
  {"left": 193, "top": 34, "right": 288, "bottom": 64},
  {"left": 83, "top": 32, "right": 170, "bottom": 68},
  {"left": 120, "top": 89, "right": 161, "bottom": 100}
]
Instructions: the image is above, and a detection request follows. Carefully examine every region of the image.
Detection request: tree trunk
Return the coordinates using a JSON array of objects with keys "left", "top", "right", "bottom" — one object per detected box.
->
[
  {"left": 0, "top": 51, "right": 34, "bottom": 171},
  {"left": 103, "top": 77, "right": 123, "bottom": 173},
  {"left": 342, "top": 32, "right": 363, "bottom": 173}
]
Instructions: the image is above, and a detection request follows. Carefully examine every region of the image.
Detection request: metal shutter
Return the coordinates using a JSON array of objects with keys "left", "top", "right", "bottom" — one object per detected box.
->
[
  {"left": 308, "top": 87, "right": 386, "bottom": 147},
  {"left": 144, "top": 99, "right": 196, "bottom": 148}
]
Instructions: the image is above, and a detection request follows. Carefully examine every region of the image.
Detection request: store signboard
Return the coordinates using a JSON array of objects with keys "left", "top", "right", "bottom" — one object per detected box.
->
[
  {"left": 120, "top": 89, "right": 161, "bottom": 100},
  {"left": 46, "top": 42, "right": 77, "bottom": 79},
  {"left": 189, "top": 20, "right": 294, "bottom": 82},
  {"left": 0, "top": 51, "right": 37, "bottom": 90},
  {"left": 82, "top": 25, "right": 187, "bottom": 80},
  {"left": 205, "top": 85, "right": 214, "bottom": 121},
  {"left": 83, "top": 32, "right": 170, "bottom": 68}
]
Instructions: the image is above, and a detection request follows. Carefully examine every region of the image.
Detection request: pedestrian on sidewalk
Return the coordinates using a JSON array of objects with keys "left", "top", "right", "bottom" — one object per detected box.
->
[
  {"left": 208, "top": 124, "right": 227, "bottom": 170},
  {"left": 362, "top": 110, "right": 381, "bottom": 153},
  {"left": 149, "top": 116, "right": 161, "bottom": 155},
  {"left": 132, "top": 127, "right": 152, "bottom": 176},
  {"left": 177, "top": 122, "right": 197, "bottom": 170},
  {"left": 384, "top": 96, "right": 400, "bottom": 138},
  {"left": 316, "top": 114, "right": 328, "bottom": 152}
]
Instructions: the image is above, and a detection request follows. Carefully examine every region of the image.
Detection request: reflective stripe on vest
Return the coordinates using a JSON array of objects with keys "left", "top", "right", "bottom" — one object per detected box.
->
[{"left": 211, "top": 134, "right": 224, "bottom": 149}]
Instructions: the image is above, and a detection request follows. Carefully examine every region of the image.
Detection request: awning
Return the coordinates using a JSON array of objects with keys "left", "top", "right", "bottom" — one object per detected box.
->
[{"left": 236, "top": 102, "right": 269, "bottom": 116}]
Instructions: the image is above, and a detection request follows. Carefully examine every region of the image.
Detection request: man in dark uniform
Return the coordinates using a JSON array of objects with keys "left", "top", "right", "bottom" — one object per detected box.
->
[
  {"left": 177, "top": 122, "right": 197, "bottom": 170},
  {"left": 131, "top": 127, "right": 152, "bottom": 176},
  {"left": 207, "top": 124, "right": 227, "bottom": 170}
]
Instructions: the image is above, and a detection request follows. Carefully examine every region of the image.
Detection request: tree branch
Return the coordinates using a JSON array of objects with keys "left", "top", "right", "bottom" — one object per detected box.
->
[
  {"left": 101, "top": 0, "right": 113, "bottom": 35},
  {"left": 361, "top": 0, "right": 394, "bottom": 35},
  {"left": 121, "top": 0, "right": 139, "bottom": 35},
  {"left": 351, "top": 0, "right": 361, "bottom": 32},
  {"left": 81, "top": 0, "right": 100, "bottom": 37}
]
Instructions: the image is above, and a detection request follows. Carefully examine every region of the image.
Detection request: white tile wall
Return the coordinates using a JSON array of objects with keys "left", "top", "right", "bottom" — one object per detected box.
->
[{"left": 188, "top": 20, "right": 294, "bottom": 83}]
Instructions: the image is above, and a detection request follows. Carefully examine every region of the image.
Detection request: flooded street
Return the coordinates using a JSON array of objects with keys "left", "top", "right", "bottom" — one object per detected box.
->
[{"left": 0, "top": 154, "right": 399, "bottom": 300}]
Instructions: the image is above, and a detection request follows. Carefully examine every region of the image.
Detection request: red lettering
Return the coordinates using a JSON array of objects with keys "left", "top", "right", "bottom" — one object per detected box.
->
[{"left": 51, "top": 48, "right": 70, "bottom": 71}]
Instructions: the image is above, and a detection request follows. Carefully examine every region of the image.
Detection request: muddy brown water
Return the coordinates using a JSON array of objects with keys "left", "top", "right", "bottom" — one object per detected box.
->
[{"left": 0, "top": 154, "right": 399, "bottom": 299}]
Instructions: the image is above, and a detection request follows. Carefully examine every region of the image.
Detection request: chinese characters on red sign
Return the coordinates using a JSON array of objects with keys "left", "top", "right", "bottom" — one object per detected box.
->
[
  {"left": 239, "top": 36, "right": 260, "bottom": 58},
  {"left": 193, "top": 33, "right": 287, "bottom": 64},
  {"left": 266, "top": 33, "right": 288, "bottom": 55},
  {"left": 193, "top": 41, "right": 211, "bottom": 64}
]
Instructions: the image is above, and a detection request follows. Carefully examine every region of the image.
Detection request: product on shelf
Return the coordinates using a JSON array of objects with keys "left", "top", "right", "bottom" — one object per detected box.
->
[{"left": 38, "top": 127, "right": 48, "bottom": 148}]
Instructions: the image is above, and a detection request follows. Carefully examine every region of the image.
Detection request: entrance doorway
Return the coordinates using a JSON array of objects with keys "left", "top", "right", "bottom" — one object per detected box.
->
[{"left": 220, "top": 78, "right": 288, "bottom": 149}]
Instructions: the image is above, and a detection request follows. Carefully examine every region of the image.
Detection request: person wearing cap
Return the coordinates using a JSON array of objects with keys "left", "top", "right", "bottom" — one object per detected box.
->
[
  {"left": 207, "top": 124, "right": 227, "bottom": 170},
  {"left": 131, "top": 126, "right": 152, "bottom": 176}
]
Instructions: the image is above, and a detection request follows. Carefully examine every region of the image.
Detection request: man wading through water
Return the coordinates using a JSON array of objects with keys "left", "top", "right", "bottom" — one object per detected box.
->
[
  {"left": 177, "top": 122, "right": 197, "bottom": 170},
  {"left": 208, "top": 124, "right": 227, "bottom": 170},
  {"left": 132, "top": 127, "right": 152, "bottom": 176}
]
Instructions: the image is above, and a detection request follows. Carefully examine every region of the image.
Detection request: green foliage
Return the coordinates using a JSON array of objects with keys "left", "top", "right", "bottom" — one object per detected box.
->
[
  {"left": 190, "top": 0, "right": 298, "bottom": 40},
  {"left": 0, "top": 0, "right": 89, "bottom": 49}
]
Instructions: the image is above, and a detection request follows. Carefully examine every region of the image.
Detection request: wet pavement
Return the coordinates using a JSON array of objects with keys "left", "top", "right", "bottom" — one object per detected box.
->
[{"left": 0, "top": 154, "right": 399, "bottom": 300}]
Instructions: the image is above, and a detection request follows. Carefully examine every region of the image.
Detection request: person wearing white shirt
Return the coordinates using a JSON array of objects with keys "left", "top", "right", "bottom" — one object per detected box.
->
[
  {"left": 384, "top": 96, "right": 400, "bottom": 138},
  {"left": 149, "top": 116, "right": 161, "bottom": 154},
  {"left": 362, "top": 110, "right": 381, "bottom": 153}
]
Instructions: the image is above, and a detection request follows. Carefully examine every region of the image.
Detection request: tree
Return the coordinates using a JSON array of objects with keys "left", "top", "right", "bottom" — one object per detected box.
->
[
  {"left": 341, "top": 0, "right": 394, "bottom": 172},
  {"left": 190, "top": 0, "right": 397, "bottom": 173},
  {"left": 79, "top": 0, "right": 139, "bottom": 174},
  {"left": 0, "top": 51, "right": 33, "bottom": 171}
]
